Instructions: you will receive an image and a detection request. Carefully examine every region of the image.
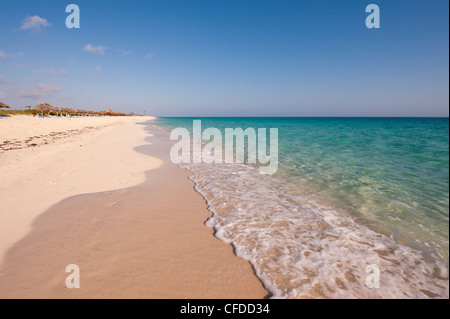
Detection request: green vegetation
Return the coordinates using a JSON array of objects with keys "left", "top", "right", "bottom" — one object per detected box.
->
[
  {"left": 0, "top": 109, "right": 138, "bottom": 117},
  {"left": 0, "top": 109, "right": 40, "bottom": 117},
  {"left": 0, "top": 109, "right": 74, "bottom": 117}
]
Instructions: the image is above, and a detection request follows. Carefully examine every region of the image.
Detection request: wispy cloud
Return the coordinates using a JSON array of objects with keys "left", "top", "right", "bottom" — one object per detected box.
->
[
  {"left": 122, "top": 51, "right": 132, "bottom": 57},
  {"left": 95, "top": 66, "right": 102, "bottom": 71},
  {"left": 83, "top": 44, "right": 108, "bottom": 55},
  {"left": 0, "top": 92, "right": 7, "bottom": 100},
  {"left": 32, "top": 67, "right": 67, "bottom": 75},
  {"left": 0, "top": 75, "right": 15, "bottom": 85},
  {"left": 13, "top": 62, "right": 28, "bottom": 68},
  {"left": 20, "top": 16, "right": 51, "bottom": 33},
  {"left": 0, "top": 49, "right": 24, "bottom": 59},
  {"left": 18, "top": 83, "right": 61, "bottom": 99},
  {"left": 25, "top": 76, "right": 45, "bottom": 82},
  {"left": 145, "top": 53, "right": 155, "bottom": 59}
]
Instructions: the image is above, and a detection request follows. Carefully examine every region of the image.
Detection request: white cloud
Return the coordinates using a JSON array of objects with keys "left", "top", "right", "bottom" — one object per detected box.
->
[
  {"left": 0, "top": 76, "right": 5, "bottom": 84},
  {"left": 32, "top": 67, "right": 67, "bottom": 75},
  {"left": 122, "top": 51, "right": 132, "bottom": 57},
  {"left": 20, "top": 16, "right": 51, "bottom": 33},
  {"left": 95, "top": 66, "right": 102, "bottom": 71},
  {"left": 0, "top": 50, "right": 24, "bottom": 59},
  {"left": 0, "top": 92, "right": 7, "bottom": 100},
  {"left": 18, "top": 83, "right": 61, "bottom": 99},
  {"left": 83, "top": 44, "right": 107, "bottom": 55},
  {"left": 145, "top": 53, "right": 155, "bottom": 59}
]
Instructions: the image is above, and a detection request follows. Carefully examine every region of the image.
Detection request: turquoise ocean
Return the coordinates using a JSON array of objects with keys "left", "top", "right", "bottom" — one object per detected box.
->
[{"left": 154, "top": 117, "right": 449, "bottom": 298}]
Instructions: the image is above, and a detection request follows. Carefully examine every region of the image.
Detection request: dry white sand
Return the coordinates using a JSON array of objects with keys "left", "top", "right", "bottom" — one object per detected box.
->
[
  {"left": 0, "top": 115, "right": 267, "bottom": 298},
  {"left": 0, "top": 116, "right": 163, "bottom": 265}
]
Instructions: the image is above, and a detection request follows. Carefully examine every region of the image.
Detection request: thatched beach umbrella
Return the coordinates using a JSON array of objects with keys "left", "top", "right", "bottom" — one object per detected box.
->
[
  {"left": 34, "top": 103, "right": 56, "bottom": 115},
  {"left": 104, "top": 108, "right": 115, "bottom": 116},
  {"left": 34, "top": 103, "right": 55, "bottom": 111},
  {"left": 62, "top": 108, "right": 75, "bottom": 116},
  {"left": 76, "top": 109, "right": 88, "bottom": 116},
  {"left": 0, "top": 102, "right": 11, "bottom": 109}
]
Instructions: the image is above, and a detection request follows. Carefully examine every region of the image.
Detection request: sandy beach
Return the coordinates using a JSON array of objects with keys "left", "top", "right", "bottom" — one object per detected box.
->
[{"left": 0, "top": 116, "right": 267, "bottom": 298}]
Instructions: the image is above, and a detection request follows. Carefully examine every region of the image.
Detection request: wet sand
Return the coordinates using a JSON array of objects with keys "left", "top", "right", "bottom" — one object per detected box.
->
[{"left": 0, "top": 119, "right": 268, "bottom": 298}]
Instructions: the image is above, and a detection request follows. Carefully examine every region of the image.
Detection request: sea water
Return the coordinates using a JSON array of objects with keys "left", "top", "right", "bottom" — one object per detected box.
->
[{"left": 154, "top": 117, "right": 449, "bottom": 298}]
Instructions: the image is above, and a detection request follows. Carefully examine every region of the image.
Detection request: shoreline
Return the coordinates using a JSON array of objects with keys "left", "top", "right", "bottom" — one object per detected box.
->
[
  {"left": 1, "top": 116, "right": 447, "bottom": 298},
  {"left": 0, "top": 117, "right": 268, "bottom": 298},
  {"left": 156, "top": 117, "right": 449, "bottom": 299}
]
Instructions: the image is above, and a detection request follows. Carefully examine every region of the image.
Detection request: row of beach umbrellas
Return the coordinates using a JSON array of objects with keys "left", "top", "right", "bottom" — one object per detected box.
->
[
  {"left": 34, "top": 103, "right": 96, "bottom": 115},
  {"left": 0, "top": 101, "right": 115, "bottom": 115},
  {"left": 0, "top": 102, "right": 129, "bottom": 116},
  {"left": 33, "top": 104, "right": 121, "bottom": 116}
]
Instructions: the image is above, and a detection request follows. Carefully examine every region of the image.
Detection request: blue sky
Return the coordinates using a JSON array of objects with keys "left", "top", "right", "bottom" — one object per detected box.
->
[{"left": 0, "top": 0, "right": 448, "bottom": 116}]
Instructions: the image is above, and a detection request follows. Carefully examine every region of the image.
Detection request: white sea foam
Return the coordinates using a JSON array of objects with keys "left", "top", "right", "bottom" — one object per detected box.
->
[{"left": 181, "top": 161, "right": 449, "bottom": 299}]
